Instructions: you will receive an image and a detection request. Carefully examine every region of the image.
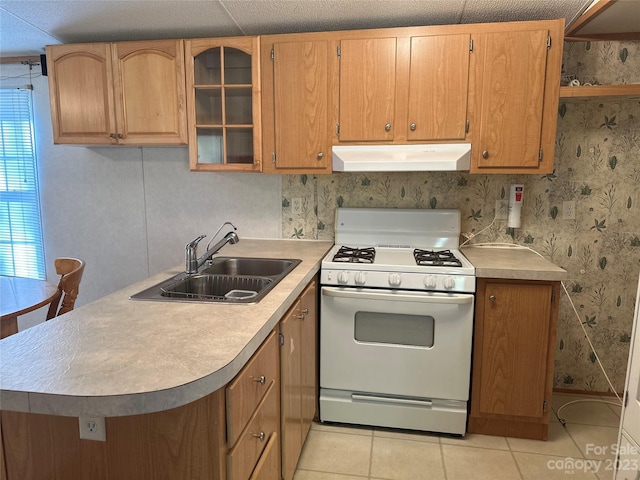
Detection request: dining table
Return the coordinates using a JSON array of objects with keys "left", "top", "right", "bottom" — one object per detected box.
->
[{"left": 0, "top": 275, "right": 58, "bottom": 339}]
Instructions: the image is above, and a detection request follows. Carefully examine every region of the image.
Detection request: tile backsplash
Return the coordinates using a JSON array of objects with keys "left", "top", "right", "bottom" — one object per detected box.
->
[{"left": 282, "top": 40, "right": 640, "bottom": 394}]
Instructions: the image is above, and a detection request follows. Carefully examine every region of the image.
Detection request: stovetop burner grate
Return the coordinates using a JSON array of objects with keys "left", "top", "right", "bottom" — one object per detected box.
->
[
  {"left": 413, "top": 249, "right": 463, "bottom": 267},
  {"left": 333, "top": 246, "right": 376, "bottom": 264}
]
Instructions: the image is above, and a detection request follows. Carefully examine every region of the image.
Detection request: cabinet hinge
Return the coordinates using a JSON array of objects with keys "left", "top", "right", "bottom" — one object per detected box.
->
[
  {"left": 547, "top": 35, "right": 552, "bottom": 50},
  {"left": 539, "top": 148, "right": 543, "bottom": 162},
  {"left": 272, "top": 152, "right": 276, "bottom": 164},
  {"left": 543, "top": 400, "right": 547, "bottom": 412},
  {"left": 465, "top": 119, "right": 470, "bottom": 134},
  {"left": 336, "top": 123, "right": 340, "bottom": 137},
  {"left": 271, "top": 48, "right": 274, "bottom": 61},
  {"left": 624, "top": 389, "right": 629, "bottom": 408},
  {"left": 337, "top": 45, "right": 341, "bottom": 58},
  {"left": 469, "top": 38, "right": 473, "bottom": 52},
  {"left": 278, "top": 333, "right": 285, "bottom": 346}
]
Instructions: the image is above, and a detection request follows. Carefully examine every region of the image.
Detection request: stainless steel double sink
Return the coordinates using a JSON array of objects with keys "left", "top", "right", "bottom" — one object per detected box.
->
[{"left": 130, "top": 257, "right": 301, "bottom": 304}]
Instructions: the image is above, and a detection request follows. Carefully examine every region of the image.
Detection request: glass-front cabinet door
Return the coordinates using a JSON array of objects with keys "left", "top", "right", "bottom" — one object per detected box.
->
[{"left": 185, "top": 37, "right": 261, "bottom": 171}]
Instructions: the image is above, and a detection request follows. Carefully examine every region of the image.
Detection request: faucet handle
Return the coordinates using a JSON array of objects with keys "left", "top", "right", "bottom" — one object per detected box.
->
[
  {"left": 185, "top": 235, "right": 206, "bottom": 274},
  {"left": 186, "top": 234, "right": 206, "bottom": 249}
]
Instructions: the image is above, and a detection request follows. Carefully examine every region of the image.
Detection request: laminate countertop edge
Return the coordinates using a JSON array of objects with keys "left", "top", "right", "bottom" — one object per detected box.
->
[
  {"left": 0, "top": 239, "right": 333, "bottom": 418},
  {"left": 461, "top": 245, "right": 567, "bottom": 281}
]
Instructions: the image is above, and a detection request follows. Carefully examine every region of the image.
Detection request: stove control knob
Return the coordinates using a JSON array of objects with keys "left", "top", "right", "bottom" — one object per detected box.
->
[
  {"left": 424, "top": 275, "right": 437, "bottom": 289},
  {"left": 355, "top": 272, "right": 367, "bottom": 285},
  {"left": 388, "top": 273, "right": 402, "bottom": 287},
  {"left": 443, "top": 276, "right": 456, "bottom": 289},
  {"left": 338, "top": 271, "right": 349, "bottom": 284}
]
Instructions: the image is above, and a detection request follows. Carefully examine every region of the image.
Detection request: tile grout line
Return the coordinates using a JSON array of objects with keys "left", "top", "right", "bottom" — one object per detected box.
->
[
  {"left": 439, "top": 441, "right": 449, "bottom": 480},
  {"left": 367, "top": 434, "right": 374, "bottom": 479},
  {"left": 508, "top": 447, "right": 526, "bottom": 480}
]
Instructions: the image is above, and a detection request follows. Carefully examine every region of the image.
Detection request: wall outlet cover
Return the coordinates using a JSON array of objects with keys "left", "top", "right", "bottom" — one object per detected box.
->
[{"left": 79, "top": 416, "right": 106, "bottom": 441}]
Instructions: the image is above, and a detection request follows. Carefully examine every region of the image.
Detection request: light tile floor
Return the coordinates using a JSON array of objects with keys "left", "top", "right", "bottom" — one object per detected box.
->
[{"left": 295, "top": 393, "right": 623, "bottom": 480}]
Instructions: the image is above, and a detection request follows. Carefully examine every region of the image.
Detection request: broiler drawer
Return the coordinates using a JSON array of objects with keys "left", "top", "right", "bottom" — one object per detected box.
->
[{"left": 226, "top": 330, "right": 279, "bottom": 446}]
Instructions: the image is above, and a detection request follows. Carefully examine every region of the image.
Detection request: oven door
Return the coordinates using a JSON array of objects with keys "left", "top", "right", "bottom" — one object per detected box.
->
[{"left": 320, "top": 286, "right": 474, "bottom": 401}]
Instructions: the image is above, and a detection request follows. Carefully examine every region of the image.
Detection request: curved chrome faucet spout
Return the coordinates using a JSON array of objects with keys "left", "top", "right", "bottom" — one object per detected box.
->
[{"left": 185, "top": 222, "right": 240, "bottom": 274}]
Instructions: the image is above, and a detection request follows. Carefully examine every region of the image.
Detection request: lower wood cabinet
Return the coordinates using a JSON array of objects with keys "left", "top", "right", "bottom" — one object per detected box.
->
[
  {"left": 0, "top": 279, "right": 319, "bottom": 480},
  {"left": 227, "top": 330, "right": 280, "bottom": 480},
  {"left": 468, "top": 278, "right": 560, "bottom": 440},
  {"left": 280, "top": 280, "right": 317, "bottom": 480}
]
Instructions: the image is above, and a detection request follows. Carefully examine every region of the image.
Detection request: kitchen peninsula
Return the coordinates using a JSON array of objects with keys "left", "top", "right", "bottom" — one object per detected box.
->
[{"left": 0, "top": 239, "right": 332, "bottom": 480}]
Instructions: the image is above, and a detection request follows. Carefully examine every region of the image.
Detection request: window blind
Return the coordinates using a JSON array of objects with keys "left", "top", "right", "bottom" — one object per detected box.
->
[{"left": 0, "top": 88, "right": 45, "bottom": 279}]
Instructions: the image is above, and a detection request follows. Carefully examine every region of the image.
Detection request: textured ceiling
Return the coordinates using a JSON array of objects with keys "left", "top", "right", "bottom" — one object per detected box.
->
[{"left": 0, "top": 0, "right": 593, "bottom": 57}]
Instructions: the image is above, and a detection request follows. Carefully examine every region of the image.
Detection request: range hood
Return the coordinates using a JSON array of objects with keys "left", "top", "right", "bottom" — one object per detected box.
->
[{"left": 332, "top": 144, "right": 471, "bottom": 172}]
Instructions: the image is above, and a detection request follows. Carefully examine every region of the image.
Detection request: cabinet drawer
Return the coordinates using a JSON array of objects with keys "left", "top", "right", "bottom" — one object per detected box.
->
[
  {"left": 227, "top": 330, "right": 279, "bottom": 445},
  {"left": 227, "top": 381, "right": 279, "bottom": 480},
  {"left": 249, "top": 431, "right": 279, "bottom": 480}
]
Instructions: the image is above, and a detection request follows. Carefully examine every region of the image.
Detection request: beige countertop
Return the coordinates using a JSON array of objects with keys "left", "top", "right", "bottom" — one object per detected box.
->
[
  {"left": 461, "top": 245, "right": 567, "bottom": 281},
  {"left": 0, "top": 239, "right": 332, "bottom": 418}
]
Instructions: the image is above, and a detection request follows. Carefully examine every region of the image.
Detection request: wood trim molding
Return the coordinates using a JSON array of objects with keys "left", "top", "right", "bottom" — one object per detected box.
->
[
  {"left": 565, "top": 0, "right": 616, "bottom": 37},
  {"left": 0, "top": 56, "right": 41, "bottom": 64}
]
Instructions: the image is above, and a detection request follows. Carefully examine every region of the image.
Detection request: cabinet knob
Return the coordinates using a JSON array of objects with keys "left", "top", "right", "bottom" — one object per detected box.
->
[
  {"left": 252, "top": 431, "right": 266, "bottom": 441},
  {"left": 109, "top": 133, "right": 117, "bottom": 140},
  {"left": 385, "top": 123, "right": 392, "bottom": 132},
  {"left": 410, "top": 123, "right": 416, "bottom": 131},
  {"left": 489, "top": 295, "right": 496, "bottom": 302},
  {"left": 253, "top": 375, "right": 266, "bottom": 385},
  {"left": 301, "top": 308, "right": 309, "bottom": 315},
  {"left": 117, "top": 133, "right": 124, "bottom": 139},
  {"left": 317, "top": 152, "right": 323, "bottom": 160},
  {"left": 482, "top": 150, "right": 489, "bottom": 159}
]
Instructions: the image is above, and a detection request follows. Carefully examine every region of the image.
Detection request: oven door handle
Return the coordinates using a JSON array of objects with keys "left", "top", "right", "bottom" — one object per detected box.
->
[{"left": 321, "top": 287, "right": 473, "bottom": 304}]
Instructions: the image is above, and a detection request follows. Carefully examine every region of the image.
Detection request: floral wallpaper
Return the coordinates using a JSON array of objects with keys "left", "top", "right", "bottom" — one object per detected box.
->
[{"left": 281, "top": 40, "right": 640, "bottom": 394}]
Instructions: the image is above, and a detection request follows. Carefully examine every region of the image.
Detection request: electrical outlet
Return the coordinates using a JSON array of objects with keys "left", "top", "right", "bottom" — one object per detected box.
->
[
  {"left": 292, "top": 197, "right": 302, "bottom": 215},
  {"left": 495, "top": 200, "right": 509, "bottom": 220},
  {"left": 563, "top": 201, "right": 576, "bottom": 220},
  {"left": 79, "top": 416, "right": 106, "bottom": 441}
]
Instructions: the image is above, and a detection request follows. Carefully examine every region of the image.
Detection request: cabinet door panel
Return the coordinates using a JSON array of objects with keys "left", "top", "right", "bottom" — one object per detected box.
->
[
  {"left": 186, "top": 37, "right": 261, "bottom": 171},
  {"left": 407, "top": 34, "right": 470, "bottom": 141},
  {"left": 114, "top": 40, "right": 187, "bottom": 144},
  {"left": 299, "top": 281, "right": 317, "bottom": 439},
  {"left": 339, "top": 38, "right": 396, "bottom": 141},
  {"left": 227, "top": 331, "right": 279, "bottom": 446},
  {"left": 227, "top": 383, "right": 279, "bottom": 480},
  {"left": 475, "top": 29, "right": 548, "bottom": 169},
  {"left": 47, "top": 43, "right": 116, "bottom": 144},
  {"left": 273, "top": 41, "right": 330, "bottom": 169},
  {"left": 280, "top": 301, "right": 302, "bottom": 480},
  {"left": 479, "top": 281, "right": 552, "bottom": 418}
]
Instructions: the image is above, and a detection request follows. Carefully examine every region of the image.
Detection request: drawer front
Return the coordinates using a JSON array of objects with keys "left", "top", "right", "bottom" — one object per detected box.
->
[
  {"left": 227, "top": 381, "right": 279, "bottom": 480},
  {"left": 248, "top": 431, "right": 279, "bottom": 480},
  {"left": 227, "top": 330, "right": 279, "bottom": 445}
]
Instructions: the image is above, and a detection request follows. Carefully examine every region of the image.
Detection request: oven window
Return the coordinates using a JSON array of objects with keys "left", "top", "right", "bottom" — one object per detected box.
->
[{"left": 354, "top": 311, "right": 434, "bottom": 347}]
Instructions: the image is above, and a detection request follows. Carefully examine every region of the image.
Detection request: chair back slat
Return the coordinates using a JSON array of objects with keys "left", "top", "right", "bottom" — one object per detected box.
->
[{"left": 46, "top": 257, "right": 85, "bottom": 320}]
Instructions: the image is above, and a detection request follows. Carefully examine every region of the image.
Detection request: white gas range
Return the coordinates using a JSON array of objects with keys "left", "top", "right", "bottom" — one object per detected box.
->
[{"left": 319, "top": 208, "right": 476, "bottom": 435}]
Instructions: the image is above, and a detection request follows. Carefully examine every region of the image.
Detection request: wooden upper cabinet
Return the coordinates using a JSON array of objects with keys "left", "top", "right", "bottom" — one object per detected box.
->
[
  {"left": 339, "top": 37, "right": 397, "bottom": 142},
  {"left": 185, "top": 37, "right": 262, "bottom": 172},
  {"left": 47, "top": 43, "right": 116, "bottom": 144},
  {"left": 337, "top": 34, "right": 471, "bottom": 143},
  {"left": 407, "top": 34, "right": 470, "bottom": 141},
  {"left": 261, "top": 39, "right": 331, "bottom": 173},
  {"left": 112, "top": 41, "right": 187, "bottom": 145},
  {"left": 469, "top": 23, "right": 562, "bottom": 173},
  {"left": 47, "top": 40, "right": 187, "bottom": 145}
]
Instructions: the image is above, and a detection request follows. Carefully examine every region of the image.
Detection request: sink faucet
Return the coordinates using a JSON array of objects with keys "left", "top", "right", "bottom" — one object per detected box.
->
[{"left": 185, "top": 222, "right": 240, "bottom": 274}]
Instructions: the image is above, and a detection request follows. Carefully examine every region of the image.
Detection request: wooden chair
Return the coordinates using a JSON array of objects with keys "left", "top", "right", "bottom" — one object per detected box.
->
[{"left": 46, "top": 257, "right": 85, "bottom": 320}]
